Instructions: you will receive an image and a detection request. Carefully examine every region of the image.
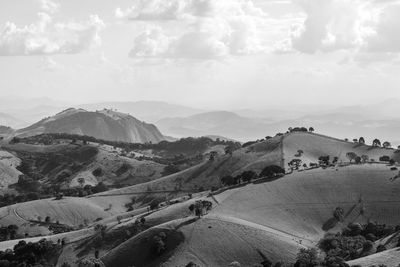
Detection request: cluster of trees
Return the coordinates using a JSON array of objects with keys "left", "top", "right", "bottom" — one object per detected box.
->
[
  {"left": 188, "top": 200, "right": 213, "bottom": 217},
  {"left": 346, "top": 152, "right": 395, "bottom": 164},
  {"left": 14, "top": 133, "right": 240, "bottom": 156},
  {"left": 296, "top": 222, "right": 399, "bottom": 267},
  {"left": 220, "top": 165, "right": 285, "bottom": 186},
  {"left": 0, "top": 225, "right": 19, "bottom": 242},
  {"left": 317, "top": 222, "right": 400, "bottom": 264},
  {"left": 349, "top": 137, "right": 396, "bottom": 150},
  {"left": 288, "top": 127, "right": 314, "bottom": 133},
  {"left": 0, "top": 181, "right": 109, "bottom": 208},
  {"left": 0, "top": 192, "right": 41, "bottom": 208},
  {"left": 0, "top": 239, "right": 61, "bottom": 267}
]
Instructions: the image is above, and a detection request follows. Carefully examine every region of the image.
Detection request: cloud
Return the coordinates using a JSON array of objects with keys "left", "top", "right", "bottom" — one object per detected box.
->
[
  {"left": 120, "top": 0, "right": 268, "bottom": 59},
  {"left": 288, "top": 0, "right": 400, "bottom": 57},
  {"left": 289, "top": 0, "right": 363, "bottom": 54},
  {"left": 0, "top": 13, "right": 105, "bottom": 56},
  {"left": 36, "top": 0, "right": 60, "bottom": 14},
  {"left": 364, "top": 4, "right": 400, "bottom": 53},
  {"left": 116, "top": 0, "right": 264, "bottom": 20}
]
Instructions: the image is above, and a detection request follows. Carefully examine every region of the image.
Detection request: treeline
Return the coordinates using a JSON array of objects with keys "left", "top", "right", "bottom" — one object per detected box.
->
[
  {"left": 220, "top": 165, "right": 285, "bottom": 186},
  {"left": 0, "top": 238, "right": 61, "bottom": 267},
  {"left": 296, "top": 222, "right": 400, "bottom": 267},
  {"left": 12, "top": 133, "right": 240, "bottom": 153}
]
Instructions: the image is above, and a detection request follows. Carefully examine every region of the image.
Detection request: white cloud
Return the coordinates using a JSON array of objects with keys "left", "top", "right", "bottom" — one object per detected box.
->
[
  {"left": 36, "top": 0, "right": 60, "bottom": 14},
  {"left": 120, "top": 0, "right": 268, "bottom": 59},
  {"left": 116, "top": 0, "right": 264, "bottom": 20},
  {"left": 0, "top": 13, "right": 105, "bottom": 56},
  {"left": 288, "top": 0, "right": 400, "bottom": 58},
  {"left": 290, "top": 0, "right": 363, "bottom": 53},
  {"left": 364, "top": 4, "right": 400, "bottom": 53}
]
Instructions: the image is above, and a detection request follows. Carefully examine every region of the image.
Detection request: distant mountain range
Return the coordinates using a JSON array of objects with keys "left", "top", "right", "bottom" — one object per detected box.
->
[
  {"left": 1, "top": 97, "right": 400, "bottom": 145},
  {"left": 79, "top": 101, "right": 204, "bottom": 123},
  {"left": 156, "top": 111, "right": 271, "bottom": 141},
  {"left": 16, "top": 108, "right": 165, "bottom": 144}
]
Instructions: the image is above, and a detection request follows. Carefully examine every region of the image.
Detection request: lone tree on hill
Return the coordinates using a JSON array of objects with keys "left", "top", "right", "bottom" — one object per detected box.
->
[
  {"left": 309, "top": 127, "right": 314, "bottom": 132},
  {"left": 383, "top": 141, "right": 392, "bottom": 148},
  {"left": 346, "top": 152, "right": 358, "bottom": 163},
  {"left": 359, "top": 137, "right": 365, "bottom": 144},
  {"left": 372, "top": 139, "right": 381, "bottom": 147}
]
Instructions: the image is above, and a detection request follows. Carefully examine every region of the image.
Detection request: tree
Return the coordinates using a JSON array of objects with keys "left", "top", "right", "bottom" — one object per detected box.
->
[
  {"left": 259, "top": 165, "right": 285, "bottom": 178},
  {"left": 359, "top": 137, "right": 365, "bottom": 144},
  {"left": 162, "top": 164, "right": 180, "bottom": 176},
  {"left": 355, "top": 156, "right": 361, "bottom": 164},
  {"left": 295, "top": 248, "right": 320, "bottom": 267},
  {"left": 221, "top": 175, "right": 235, "bottom": 186},
  {"left": 150, "top": 200, "right": 161, "bottom": 210},
  {"left": 372, "top": 139, "right": 381, "bottom": 147},
  {"left": 383, "top": 141, "right": 391, "bottom": 148},
  {"left": 346, "top": 152, "right": 357, "bottom": 163},
  {"left": 353, "top": 139, "right": 358, "bottom": 143},
  {"left": 319, "top": 156, "right": 330, "bottom": 165},
  {"left": 241, "top": 171, "right": 257, "bottom": 183},
  {"left": 379, "top": 155, "right": 391, "bottom": 162},
  {"left": 288, "top": 159, "right": 302, "bottom": 170},
  {"left": 309, "top": 127, "right": 314, "bottom": 132},
  {"left": 361, "top": 155, "right": 369, "bottom": 163}
]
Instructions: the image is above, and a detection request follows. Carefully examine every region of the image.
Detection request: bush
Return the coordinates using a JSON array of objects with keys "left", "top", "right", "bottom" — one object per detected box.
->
[
  {"left": 92, "top": 168, "right": 103, "bottom": 177},
  {"left": 150, "top": 200, "right": 161, "bottom": 210},
  {"left": 379, "top": 156, "right": 391, "bottom": 162}
]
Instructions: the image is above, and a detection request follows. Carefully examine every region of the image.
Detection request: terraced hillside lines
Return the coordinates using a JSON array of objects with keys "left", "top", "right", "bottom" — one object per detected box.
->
[{"left": 0, "top": 197, "right": 123, "bottom": 237}]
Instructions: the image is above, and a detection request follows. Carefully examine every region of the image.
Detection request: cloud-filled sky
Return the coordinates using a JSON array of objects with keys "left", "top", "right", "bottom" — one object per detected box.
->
[{"left": 0, "top": 0, "right": 399, "bottom": 109}]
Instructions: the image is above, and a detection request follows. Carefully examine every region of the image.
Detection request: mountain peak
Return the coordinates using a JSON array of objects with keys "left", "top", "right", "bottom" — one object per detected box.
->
[{"left": 17, "top": 108, "right": 165, "bottom": 143}]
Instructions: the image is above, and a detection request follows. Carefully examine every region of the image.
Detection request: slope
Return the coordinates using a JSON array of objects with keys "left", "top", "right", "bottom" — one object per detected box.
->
[{"left": 16, "top": 108, "right": 165, "bottom": 143}]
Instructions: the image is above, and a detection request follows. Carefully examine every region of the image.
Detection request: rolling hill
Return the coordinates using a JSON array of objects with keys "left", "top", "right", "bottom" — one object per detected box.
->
[
  {"left": 15, "top": 108, "right": 165, "bottom": 143},
  {"left": 0, "top": 132, "right": 399, "bottom": 266}
]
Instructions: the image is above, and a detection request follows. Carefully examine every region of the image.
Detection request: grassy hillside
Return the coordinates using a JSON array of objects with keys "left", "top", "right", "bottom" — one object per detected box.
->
[
  {"left": 100, "top": 164, "right": 400, "bottom": 266},
  {"left": 0, "top": 132, "right": 399, "bottom": 266},
  {"left": 284, "top": 132, "right": 398, "bottom": 169}
]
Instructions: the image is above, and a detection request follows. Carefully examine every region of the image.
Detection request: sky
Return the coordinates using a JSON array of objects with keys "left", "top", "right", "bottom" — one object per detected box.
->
[{"left": 0, "top": 0, "right": 399, "bottom": 110}]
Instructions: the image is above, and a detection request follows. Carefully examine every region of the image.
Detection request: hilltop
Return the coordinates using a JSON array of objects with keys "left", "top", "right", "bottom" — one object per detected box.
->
[{"left": 15, "top": 108, "right": 165, "bottom": 144}]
